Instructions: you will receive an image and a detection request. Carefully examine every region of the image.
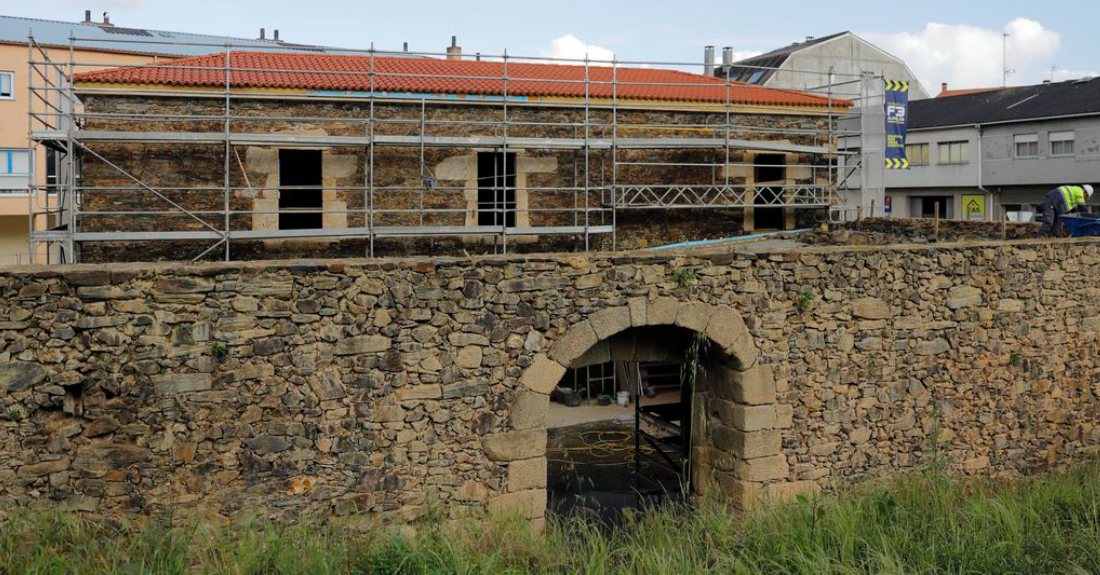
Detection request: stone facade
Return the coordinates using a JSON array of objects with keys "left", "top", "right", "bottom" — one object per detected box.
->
[
  {"left": 3, "top": 237, "right": 1100, "bottom": 522},
  {"left": 74, "top": 95, "right": 832, "bottom": 262}
]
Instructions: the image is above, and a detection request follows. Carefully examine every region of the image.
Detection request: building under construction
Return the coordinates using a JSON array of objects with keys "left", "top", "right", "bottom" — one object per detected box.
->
[{"left": 27, "top": 36, "right": 873, "bottom": 263}]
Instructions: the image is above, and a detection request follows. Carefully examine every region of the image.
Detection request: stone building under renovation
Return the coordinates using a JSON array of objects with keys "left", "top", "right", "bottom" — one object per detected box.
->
[{"left": 27, "top": 44, "right": 854, "bottom": 263}]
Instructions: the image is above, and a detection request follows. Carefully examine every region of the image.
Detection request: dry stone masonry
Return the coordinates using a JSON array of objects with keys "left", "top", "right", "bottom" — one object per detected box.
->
[{"left": 2, "top": 238, "right": 1100, "bottom": 523}]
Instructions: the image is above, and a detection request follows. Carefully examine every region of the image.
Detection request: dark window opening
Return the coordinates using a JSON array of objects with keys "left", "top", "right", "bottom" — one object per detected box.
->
[
  {"left": 754, "top": 153, "right": 786, "bottom": 184},
  {"left": 46, "top": 148, "right": 58, "bottom": 191},
  {"left": 279, "top": 149, "right": 323, "bottom": 230},
  {"left": 477, "top": 152, "right": 516, "bottom": 227},
  {"left": 918, "top": 196, "right": 951, "bottom": 219},
  {"left": 753, "top": 153, "right": 786, "bottom": 230}
]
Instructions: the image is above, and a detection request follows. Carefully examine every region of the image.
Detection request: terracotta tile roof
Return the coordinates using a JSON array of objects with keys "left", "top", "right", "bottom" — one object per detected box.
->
[{"left": 74, "top": 51, "right": 848, "bottom": 108}]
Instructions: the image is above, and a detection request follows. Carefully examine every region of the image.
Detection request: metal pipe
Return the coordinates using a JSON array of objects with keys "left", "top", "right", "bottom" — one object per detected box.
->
[
  {"left": 502, "top": 50, "right": 509, "bottom": 253},
  {"left": 223, "top": 42, "right": 231, "bottom": 260},
  {"left": 368, "top": 42, "right": 375, "bottom": 256},
  {"left": 611, "top": 57, "right": 618, "bottom": 250},
  {"left": 25, "top": 33, "right": 34, "bottom": 264},
  {"left": 584, "top": 55, "right": 590, "bottom": 251}
]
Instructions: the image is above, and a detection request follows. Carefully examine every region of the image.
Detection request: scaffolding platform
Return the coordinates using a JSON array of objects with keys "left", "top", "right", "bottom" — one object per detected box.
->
[{"left": 32, "top": 130, "right": 834, "bottom": 155}]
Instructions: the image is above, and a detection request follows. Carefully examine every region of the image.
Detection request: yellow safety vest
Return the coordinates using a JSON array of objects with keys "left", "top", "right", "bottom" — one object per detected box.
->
[{"left": 1059, "top": 186, "right": 1087, "bottom": 211}]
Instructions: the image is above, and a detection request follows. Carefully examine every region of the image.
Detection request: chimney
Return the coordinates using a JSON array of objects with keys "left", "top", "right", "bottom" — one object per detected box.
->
[
  {"left": 82, "top": 10, "right": 93, "bottom": 23},
  {"left": 941, "top": 82, "right": 948, "bottom": 94},
  {"left": 722, "top": 47, "right": 733, "bottom": 66},
  {"left": 259, "top": 28, "right": 266, "bottom": 40},
  {"left": 446, "top": 35, "right": 462, "bottom": 60},
  {"left": 101, "top": 12, "right": 113, "bottom": 26},
  {"left": 703, "top": 45, "right": 715, "bottom": 76},
  {"left": 273, "top": 29, "right": 280, "bottom": 41},
  {"left": 403, "top": 42, "right": 408, "bottom": 52}
]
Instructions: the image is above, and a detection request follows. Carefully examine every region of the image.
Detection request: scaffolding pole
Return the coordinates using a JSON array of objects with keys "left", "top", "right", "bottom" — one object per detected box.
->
[{"left": 223, "top": 42, "right": 232, "bottom": 261}]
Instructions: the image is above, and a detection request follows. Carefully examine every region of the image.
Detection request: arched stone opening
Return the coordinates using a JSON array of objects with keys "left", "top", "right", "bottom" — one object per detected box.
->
[{"left": 492, "top": 298, "right": 794, "bottom": 523}]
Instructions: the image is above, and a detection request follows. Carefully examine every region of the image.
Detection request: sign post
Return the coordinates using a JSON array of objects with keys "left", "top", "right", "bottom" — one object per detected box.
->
[{"left": 884, "top": 80, "right": 910, "bottom": 170}]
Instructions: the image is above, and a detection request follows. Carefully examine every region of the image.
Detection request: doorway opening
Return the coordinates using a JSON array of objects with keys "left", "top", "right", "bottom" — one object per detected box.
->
[
  {"left": 753, "top": 153, "right": 785, "bottom": 230},
  {"left": 477, "top": 151, "right": 516, "bottom": 227},
  {"left": 911, "top": 195, "right": 952, "bottom": 219},
  {"left": 278, "top": 149, "right": 323, "bottom": 230},
  {"left": 546, "top": 325, "right": 707, "bottom": 524}
]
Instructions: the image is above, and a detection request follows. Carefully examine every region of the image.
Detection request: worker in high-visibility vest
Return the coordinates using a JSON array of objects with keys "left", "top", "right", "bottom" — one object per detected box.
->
[{"left": 1039, "top": 184, "right": 1094, "bottom": 236}]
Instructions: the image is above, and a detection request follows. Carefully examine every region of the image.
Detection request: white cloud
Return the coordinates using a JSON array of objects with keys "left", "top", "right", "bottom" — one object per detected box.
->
[
  {"left": 541, "top": 34, "right": 615, "bottom": 65},
  {"left": 1052, "top": 68, "right": 1098, "bottom": 82},
  {"left": 728, "top": 50, "right": 763, "bottom": 62},
  {"left": 869, "top": 18, "right": 1060, "bottom": 91},
  {"left": 40, "top": 0, "right": 155, "bottom": 12}
]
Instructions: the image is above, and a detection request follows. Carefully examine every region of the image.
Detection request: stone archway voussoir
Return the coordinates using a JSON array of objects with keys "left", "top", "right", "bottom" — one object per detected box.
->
[
  {"left": 644, "top": 297, "right": 681, "bottom": 326},
  {"left": 519, "top": 354, "right": 567, "bottom": 395},
  {"left": 675, "top": 302, "right": 711, "bottom": 333},
  {"left": 589, "top": 306, "right": 633, "bottom": 341},
  {"left": 705, "top": 305, "right": 758, "bottom": 369},
  {"left": 546, "top": 320, "right": 598, "bottom": 367}
]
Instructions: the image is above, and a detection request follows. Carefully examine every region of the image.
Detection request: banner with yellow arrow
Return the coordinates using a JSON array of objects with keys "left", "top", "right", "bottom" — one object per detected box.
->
[{"left": 884, "top": 79, "right": 910, "bottom": 170}]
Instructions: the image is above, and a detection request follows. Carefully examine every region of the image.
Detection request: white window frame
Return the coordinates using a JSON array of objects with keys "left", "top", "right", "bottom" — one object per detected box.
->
[
  {"left": 0, "top": 149, "right": 30, "bottom": 176},
  {"left": 1050, "top": 131, "right": 1075, "bottom": 157},
  {"left": 1014, "top": 134, "right": 1039, "bottom": 158},
  {"left": 0, "top": 71, "right": 12, "bottom": 100}
]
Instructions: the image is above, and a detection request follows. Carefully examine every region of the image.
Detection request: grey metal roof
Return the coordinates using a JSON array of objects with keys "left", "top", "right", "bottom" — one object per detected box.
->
[
  {"left": 910, "top": 77, "right": 1100, "bottom": 129},
  {"left": 720, "top": 31, "right": 850, "bottom": 84},
  {"left": 0, "top": 13, "right": 334, "bottom": 56}
]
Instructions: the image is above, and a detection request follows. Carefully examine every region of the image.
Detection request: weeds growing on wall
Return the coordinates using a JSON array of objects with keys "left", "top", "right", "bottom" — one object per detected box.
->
[
  {"left": 666, "top": 266, "right": 697, "bottom": 290},
  {"left": 3, "top": 464, "right": 1100, "bottom": 574}
]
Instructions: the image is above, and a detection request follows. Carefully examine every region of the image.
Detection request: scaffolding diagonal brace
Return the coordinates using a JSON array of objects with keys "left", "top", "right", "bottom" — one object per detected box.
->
[{"left": 74, "top": 141, "right": 226, "bottom": 236}]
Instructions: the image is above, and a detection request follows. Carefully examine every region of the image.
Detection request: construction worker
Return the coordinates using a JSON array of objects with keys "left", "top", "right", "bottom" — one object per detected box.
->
[{"left": 1038, "top": 184, "right": 1094, "bottom": 237}]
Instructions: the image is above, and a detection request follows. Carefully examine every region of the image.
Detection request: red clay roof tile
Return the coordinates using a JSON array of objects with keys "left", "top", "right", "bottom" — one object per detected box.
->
[{"left": 74, "top": 51, "right": 849, "bottom": 108}]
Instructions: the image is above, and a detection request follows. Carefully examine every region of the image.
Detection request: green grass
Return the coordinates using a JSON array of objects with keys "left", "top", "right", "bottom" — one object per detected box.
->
[{"left": 4, "top": 464, "right": 1100, "bottom": 575}]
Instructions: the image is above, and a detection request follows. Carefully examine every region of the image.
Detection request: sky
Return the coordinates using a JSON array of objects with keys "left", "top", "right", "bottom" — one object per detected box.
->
[{"left": 6, "top": 0, "right": 1098, "bottom": 93}]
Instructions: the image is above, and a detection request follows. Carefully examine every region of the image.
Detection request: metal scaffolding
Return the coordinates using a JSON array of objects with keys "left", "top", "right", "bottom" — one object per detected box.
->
[{"left": 26, "top": 35, "right": 873, "bottom": 263}]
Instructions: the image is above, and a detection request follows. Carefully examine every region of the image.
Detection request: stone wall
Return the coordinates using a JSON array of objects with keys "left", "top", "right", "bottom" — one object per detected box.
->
[
  {"left": 74, "top": 95, "right": 831, "bottom": 262},
  {"left": 4, "top": 238, "right": 1099, "bottom": 523}
]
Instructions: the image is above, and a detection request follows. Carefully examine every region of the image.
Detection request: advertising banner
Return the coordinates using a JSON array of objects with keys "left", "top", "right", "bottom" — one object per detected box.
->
[{"left": 884, "top": 80, "right": 910, "bottom": 169}]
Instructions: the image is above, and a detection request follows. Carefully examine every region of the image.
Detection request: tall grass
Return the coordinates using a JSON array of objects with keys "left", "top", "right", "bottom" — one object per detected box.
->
[{"left": 3, "top": 464, "right": 1100, "bottom": 575}]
